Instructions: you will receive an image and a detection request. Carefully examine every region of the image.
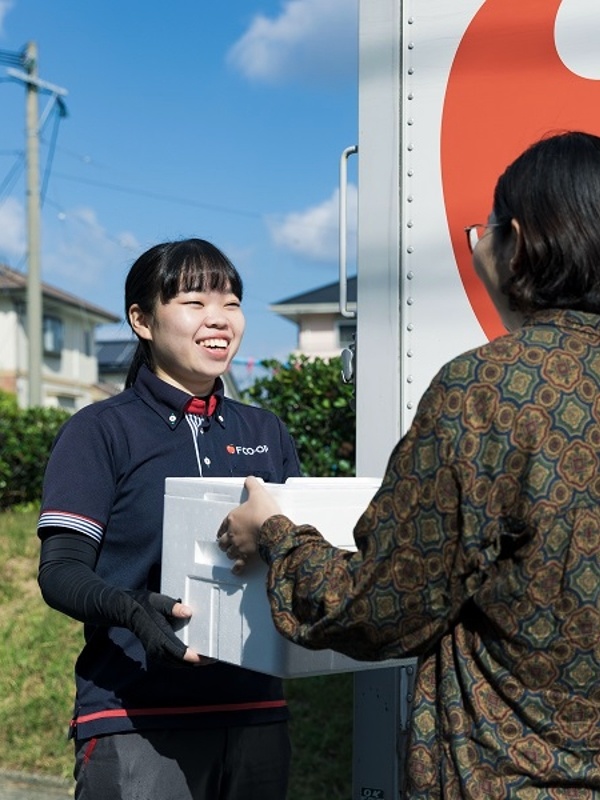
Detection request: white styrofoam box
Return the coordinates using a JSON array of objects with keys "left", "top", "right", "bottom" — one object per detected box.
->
[{"left": 161, "top": 477, "right": 405, "bottom": 678}]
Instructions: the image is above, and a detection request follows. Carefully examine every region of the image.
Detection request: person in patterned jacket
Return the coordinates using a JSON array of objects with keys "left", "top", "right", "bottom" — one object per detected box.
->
[{"left": 218, "top": 131, "right": 600, "bottom": 798}]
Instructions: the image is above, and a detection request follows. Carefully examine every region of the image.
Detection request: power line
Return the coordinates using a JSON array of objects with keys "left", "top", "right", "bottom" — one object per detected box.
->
[
  {"left": 0, "top": 100, "right": 68, "bottom": 207},
  {"left": 40, "top": 102, "right": 64, "bottom": 204},
  {"left": 0, "top": 153, "right": 25, "bottom": 202},
  {"left": 52, "top": 171, "right": 264, "bottom": 220},
  {"left": 50, "top": 170, "right": 341, "bottom": 237},
  {"left": 0, "top": 48, "right": 25, "bottom": 68}
]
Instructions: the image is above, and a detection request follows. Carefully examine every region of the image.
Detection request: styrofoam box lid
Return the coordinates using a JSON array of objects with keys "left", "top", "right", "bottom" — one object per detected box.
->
[
  {"left": 161, "top": 477, "right": 408, "bottom": 677},
  {"left": 164, "top": 476, "right": 382, "bottom": 548}
]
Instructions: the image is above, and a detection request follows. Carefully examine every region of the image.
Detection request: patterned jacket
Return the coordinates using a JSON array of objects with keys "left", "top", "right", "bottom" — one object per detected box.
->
[{"left": 258, "top": 309, "right": 600, "bottom": 798}]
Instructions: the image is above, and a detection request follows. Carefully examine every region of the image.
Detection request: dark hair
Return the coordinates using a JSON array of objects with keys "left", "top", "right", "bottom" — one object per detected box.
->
[
  {"left": 492, "top": 130, "right": 600, "bottom": 315},
  {"left": 125, "top": 238, "right": 243, "bottom": 387}
]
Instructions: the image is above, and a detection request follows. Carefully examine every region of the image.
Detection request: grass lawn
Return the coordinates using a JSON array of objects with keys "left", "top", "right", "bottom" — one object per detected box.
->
[{"left": 0, "top": 505, "right": 353, "bottom": 798}]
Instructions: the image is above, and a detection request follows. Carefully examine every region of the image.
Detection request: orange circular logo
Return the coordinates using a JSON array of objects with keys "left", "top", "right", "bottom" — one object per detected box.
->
[{"left": 442, "top": 0, "right": 600, "bottom": 340}]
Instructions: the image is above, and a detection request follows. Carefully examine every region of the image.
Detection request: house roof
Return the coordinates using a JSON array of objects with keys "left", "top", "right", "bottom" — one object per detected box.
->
[
  {"left": 0, "top": 263, "right": 120, "bottom": 324},
  {"left": 96, "top": 338, "right": 138, "bottom": 372},
  {"left": 96, "top": 337, "right": 241, "bottom": 400},
  {"left": 270, "top": 275, "right": 356, "bottom": 320}
]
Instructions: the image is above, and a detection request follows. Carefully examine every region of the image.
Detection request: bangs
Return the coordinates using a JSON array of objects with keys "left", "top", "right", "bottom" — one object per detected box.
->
[
  {"left": 176, "top": 259, "right": 238, "bottom": 295},
  {"left": 157, "top": 240, "right": 243, "bottom": 302}
]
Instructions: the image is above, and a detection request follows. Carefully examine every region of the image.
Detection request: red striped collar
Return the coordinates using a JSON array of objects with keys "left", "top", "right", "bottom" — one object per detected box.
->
[{"left": 184, "top": 395, "right": 218, "bottom": 417}]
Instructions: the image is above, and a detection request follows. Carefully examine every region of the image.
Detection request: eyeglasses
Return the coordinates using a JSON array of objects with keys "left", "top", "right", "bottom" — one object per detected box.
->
[{"left": 464, "top": 223, "right": 500, "bottom": 254}]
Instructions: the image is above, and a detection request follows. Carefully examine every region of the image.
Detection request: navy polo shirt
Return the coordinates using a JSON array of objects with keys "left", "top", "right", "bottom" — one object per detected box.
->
[{"left": 38, "top": 365, "right": 301, "bottom": 740}]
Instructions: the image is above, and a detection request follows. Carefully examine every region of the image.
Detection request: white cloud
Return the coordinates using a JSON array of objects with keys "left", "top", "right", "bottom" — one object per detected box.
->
[
  {"left": 0, "top": 200, "right": 139, "bottom": 319},
  {"left": 42, "top": 206, "right": 139, "bottom": 312},
  {"left": 0, "top": 0, "right": 13, "bottom": 36},
  {"left": 268, "top": 183, "right": 356, "bottom": 263},
  {"left": 227, "top": 0, "right": 358, "bottom": 86},
  {"left": 116, "top": 231, "right": 140, "bottom": 251},
  {"left": 0, "top": 196, "right": 25, "bottom": 260}
]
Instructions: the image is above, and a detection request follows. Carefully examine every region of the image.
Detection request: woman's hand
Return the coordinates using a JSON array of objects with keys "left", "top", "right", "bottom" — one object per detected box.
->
[
  {"left": 127, "top": 592, "right": 215, "bottom": 666},
  {"left": 170, "top": 602, "right": 215, "bottom": 665},
  {"left": 217, "top": 476, "right": 283, "bottom": 573}
]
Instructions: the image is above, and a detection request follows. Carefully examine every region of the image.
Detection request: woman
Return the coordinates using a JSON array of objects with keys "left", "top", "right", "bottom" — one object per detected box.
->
[
  {"left": 220, "top": 132, "right": 600, "bottom": 797},
  {"left": 38, "top": 238, "right": 301, "bottom": 800}
]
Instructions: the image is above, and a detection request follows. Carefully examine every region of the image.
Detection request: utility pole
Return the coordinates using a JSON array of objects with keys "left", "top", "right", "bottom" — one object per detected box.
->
[
  {"left": 6, "top": 43, "right": 67, "bottom": 407},
  {"left": 25, "top": 41, "right": 42, "bottom": 407}
]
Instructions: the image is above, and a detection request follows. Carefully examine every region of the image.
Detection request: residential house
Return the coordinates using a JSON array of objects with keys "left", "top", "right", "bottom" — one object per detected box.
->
[
  {"left": 96, "top": 337, "right": 241, "bottom": 400},
  {"left": 0, "top": 264, "right": 120, "bottom": 410},
  {"left": 270, "top": 275, "right": 356, "bottom": 359},
  {"left": 95, "top": 338, "right": 138, "bottom": 391}
]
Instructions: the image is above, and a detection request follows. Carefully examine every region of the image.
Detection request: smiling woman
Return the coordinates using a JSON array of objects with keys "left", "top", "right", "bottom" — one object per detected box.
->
[
  {"left": 36, "top": 238, "right": 302, "bottom": 800},
  {"left": 125, "top": 240, "right": 246, "bottom": 396}
]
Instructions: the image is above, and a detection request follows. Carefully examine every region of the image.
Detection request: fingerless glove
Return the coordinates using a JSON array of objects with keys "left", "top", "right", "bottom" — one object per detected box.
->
[{"left": 38, "top": 530, "right": 186, "bottom": 665}]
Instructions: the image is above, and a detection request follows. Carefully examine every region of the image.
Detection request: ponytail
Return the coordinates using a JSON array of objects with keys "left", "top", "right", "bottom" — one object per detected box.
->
[{"left": 125, "top": 341, "right": 154, "bottom": 389}]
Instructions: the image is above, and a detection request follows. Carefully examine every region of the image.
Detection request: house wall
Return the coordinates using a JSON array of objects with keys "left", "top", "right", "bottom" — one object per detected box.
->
[
  {"left": 297, "top": 314, "right": 341, "bottom": 358},
  {"left": 0, "top": 298, "right": 19, "bottom": 393},
  {"left": 295, "top": 313, "right": 356, "bottom": 360},
  {"left": 1, "top": 298, "right": 107, "bottom": 410},
  {"left": 42, "top": 304, "right": 98, "bottom": 410}
]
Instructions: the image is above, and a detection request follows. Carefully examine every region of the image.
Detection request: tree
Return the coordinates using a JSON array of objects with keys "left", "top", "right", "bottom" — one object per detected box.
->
[{"left": 242, "top": 355, "right": 355, "bottom": 477}]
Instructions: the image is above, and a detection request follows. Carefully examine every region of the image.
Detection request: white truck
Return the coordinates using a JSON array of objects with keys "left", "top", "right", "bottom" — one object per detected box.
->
[{"left": 348, "top": 0, "right": 600, "bottom": 796}]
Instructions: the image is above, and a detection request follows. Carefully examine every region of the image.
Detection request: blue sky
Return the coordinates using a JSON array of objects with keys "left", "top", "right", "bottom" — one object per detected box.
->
[{"left": 0, "top": 0, "right": 358, "bottom": 379}]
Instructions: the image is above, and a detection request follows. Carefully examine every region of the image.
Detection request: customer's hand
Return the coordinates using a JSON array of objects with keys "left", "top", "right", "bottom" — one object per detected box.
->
[{"left": 217, "top": 476, "right": 283, "bottom": 573}]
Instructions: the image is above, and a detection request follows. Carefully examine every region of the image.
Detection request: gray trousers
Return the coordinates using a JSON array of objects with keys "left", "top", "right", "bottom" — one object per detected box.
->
[{"left": 74, "top": 723, "right": 291, "bottom": 800}]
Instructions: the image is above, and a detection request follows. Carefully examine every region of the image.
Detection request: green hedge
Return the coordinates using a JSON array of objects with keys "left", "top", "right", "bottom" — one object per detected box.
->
[
  {"left": 243, "top": 355, "right": 356, "bottom": 477},
  {"left": 0, "top": 390, "right": 70, "bottom": 510},
  {"left": 0, "top": 355, "right": 356, "bottom": 511}
]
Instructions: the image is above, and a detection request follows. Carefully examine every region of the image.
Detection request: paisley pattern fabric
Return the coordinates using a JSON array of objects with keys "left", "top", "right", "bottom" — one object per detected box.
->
[{"left": 258, "top": 309, "right": 600, "bottom": 798}]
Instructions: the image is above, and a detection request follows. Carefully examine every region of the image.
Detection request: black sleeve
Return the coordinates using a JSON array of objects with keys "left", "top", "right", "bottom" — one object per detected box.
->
[{"left": 38, "top": 529, "right": 188, "bottom": 665}]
